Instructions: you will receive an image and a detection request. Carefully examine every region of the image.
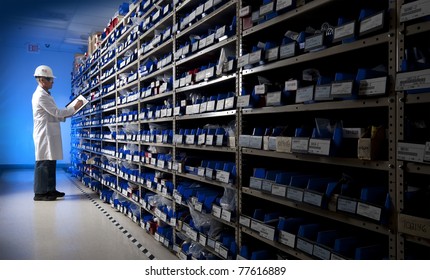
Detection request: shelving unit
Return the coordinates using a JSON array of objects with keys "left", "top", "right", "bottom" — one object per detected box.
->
[
  {"left": 396, "top": 0, "right": 430, "bottom": 259},
  {"left": 70, "top": 0, "right": 430, "bottom": 260}
]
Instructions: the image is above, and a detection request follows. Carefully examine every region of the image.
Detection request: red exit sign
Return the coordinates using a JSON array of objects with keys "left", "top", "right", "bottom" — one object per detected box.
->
[{"left": 27, "top": 43, "right": 39, "bottom": 53}]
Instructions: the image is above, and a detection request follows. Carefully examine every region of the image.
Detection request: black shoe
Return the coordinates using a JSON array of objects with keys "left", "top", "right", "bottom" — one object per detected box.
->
[
  {"left": 34, "top": 194, "right": 57, "bottom": 201},
  {"left": 49, "top": 190, "right": 65, "bottom": 198}
]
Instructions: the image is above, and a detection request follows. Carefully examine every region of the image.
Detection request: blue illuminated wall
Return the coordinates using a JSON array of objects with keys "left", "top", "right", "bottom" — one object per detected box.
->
[{"left": 0, "top": 46, "right": 75, "bottom": 166}]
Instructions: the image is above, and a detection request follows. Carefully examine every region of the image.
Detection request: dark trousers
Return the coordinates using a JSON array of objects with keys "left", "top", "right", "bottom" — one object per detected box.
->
[{"left": 34, "top": 160, "right": 56, "bottom": 194}]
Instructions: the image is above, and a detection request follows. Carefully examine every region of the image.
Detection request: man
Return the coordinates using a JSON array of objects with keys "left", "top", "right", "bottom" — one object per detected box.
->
[{"left": 32, "top": 65, "right": 84, "bottom": 201}]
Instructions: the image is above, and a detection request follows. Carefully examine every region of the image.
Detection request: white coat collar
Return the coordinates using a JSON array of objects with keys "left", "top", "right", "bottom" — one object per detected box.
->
[{"left": 38, "top": 85, "right": 51, "bottom": 95}]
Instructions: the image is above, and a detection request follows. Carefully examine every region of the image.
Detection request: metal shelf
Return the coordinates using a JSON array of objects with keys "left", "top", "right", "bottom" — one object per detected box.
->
[
  {"left": 242, "top": 34, "right": 389, "bottom": 76},
  {"left": 404, "top": 162, "right": 430, "bottom": 175},
  {"left": 176, "top": 35, "right": 237, "bottom": 67},
  {"left": 139, "top": 64, "right": 173, "bottom": 83},
  {"left": 242, "top": 0, "right": 338, "bottom": 37},
  {"left": 139, "top": 38, "right": 173, "bottom": 63},
  {"left": 176, "top": 1, "right": 237, "bottom": 40},
  {"left": 242, "top": 97, "right": 390, "bottom": 114},
  {"left": 405, "top": 21, "right": 430, "bottom": 36},
  {"left": 240, "top": 227, "right": 314, "bottom": 260},
  {"left": 176, "top": 144, "right": 237, "bottom": 153},
  {"left": 140, "top": 116, "right": 175, "bottom": 124},
  {"left": 175, "top": 74, "right": 236, "bottom": 92},
  {"left": 175, "top": 172, "right": 237, "bottom": 191},
  {"left": 116, "top": 59, "right": 139, "bottom": 76},
  {"left": 139, "top": 11, "right": 174, "bottom": 42},
  {"left": 141, "top": 91, "right": 174, "bottom": 103},
  {"left": 405, "top": 92, "right": 430, "bottom": 104},
  {"left": 242, "top": 187, "right": 391, "bottom": 236},
  {"left": 176, "top": 109, "right": 236, "bottom": 120},
  {"left": 116, "top": 79, "right": 139, "bottom": 93},
  {"left": 242, "top": 148, "right": 391, "bottom": 171}
]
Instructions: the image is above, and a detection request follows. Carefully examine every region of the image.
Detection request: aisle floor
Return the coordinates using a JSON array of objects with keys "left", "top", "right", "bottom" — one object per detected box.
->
[{"left": 0, "top": 168, "right": 177, "bottom": 260}]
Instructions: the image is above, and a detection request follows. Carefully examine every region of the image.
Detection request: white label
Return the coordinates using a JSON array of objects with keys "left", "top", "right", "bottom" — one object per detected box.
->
[
  {"left": 206, "top": 34, "right": 215, "bottom": 46},
  {"left": 262, "top": 180, "right": 273, "bottom": 192},
  {"left": 285, "top": 80, "right": 298, "bottom": 91},
  {"left": 305, "top": 34, "right": 324, "bottom": 51},
  {"left": 396, "top": 69, "right": 430, "bottom": 91},
  {"left": 237, "top": 95, "right": 251, "bottom": 107},
  {"left": 313, "top": 245, "right": 331, "bottom": 260},
  {"left": 207, "top": 100, "right": 216, "bottom": 111},
  {"left": 239, "top": 6, "right": 251, "bottom": 17},
  {"left": 295, "top": 86, "right": 314, "bottom": 103},
  {"left": 266, "top": 47, "right": 279, "bottom": 61},
  {"left": 249, "top": 50, "right": 262, "bottom": 64},
  {"left": 206, "top": 134, "right": 214, "bottom": 145},
  {"left": 271, "top": 184, "right": 287, "bottom": 197},
  {"left": 334, "top": 21, "right": 355, "bottom": 41},
  {"left": 266, "top": 91, "right": 282, "bottom": 106},
  {"left": 296, "top": 238, "right": 314, "bottom": 255},
  {"left": 276, "top": 0, "right": 293, "bottom": 11},
  {"left": 337, "top": 197, "right": 357, "bottom": 213},
  {"left": 425, "top": 142, "right": 430, "bottom": 162},
  {"left": 192, "top": 104, "right": 200, "bottom": 114},
  {"left": 198, "top": 134, "right": 206, "bottom": 145},
  {"left": 360, "top": 12, "right": 384, "bottom": 34},
  {"left": 400, "top": 0, "right": 430, "bottom": 22},
  {"left": 216, "top": 170, "right": 230, "bottom": 184},
  {"left": 219, "top": 246, "right": 228, "bottom": 259},
  {"left": 199, "top": 234, "right": 207, "bottom": 247},
  {"left": 357, "top": 202, "right": 382, "bottom": 221},
  {"left": 194, "top": 201, "right": 203, "bottom": 212},
  {"left": 215, "top": 26, "right": 226, "bottom": 39},
  {"left": 212, "top": 205, "right": 222, "bottom": 218},
  {"left": 259, "top": 225, "right": 276, "bottom": 241},
  {"left": 286, "top": 187, "right": 304, "bottom": 202},
  {"left": 185, "top": 135, "right": 195, "bottom": 145},
  {"left": 398, "top": 142, "right": 425, "bottom": 162},
  {"left": 249, "top": 136, "right": 262, "bottom": 149},
  {"left": 207, "top": 238, "right": 216, "bottom": 249},
  {"left": 221, "top": 209, "right": 232, "bottom": 222},
  {"left": 216, "top": 99, "right": 225, "bottom": 111},
  {"left": 279, "top": 230, "right": 296, "bottom": 248},
  {"left": 259, "top": 2, "right": 274, "bottom": 16},
  {"left": 331, "top": 81, "right": 354, "bottom": 96},
  {"left": 292, "top": 137, "right": 309, "bottom": 153},
  {"left": 188, "top": 228, "right": 198, "bottom": 242},
  {"left": 276, "top": 137, "right": 292, "bottom": 153},
  {"left": 303, "top": 191, "right": 323, "bottom": 207},
  {"left": 196, "top": 4, "right": 204, "bottom": 16},
  {"left": 237, "top": 54, "right": 250, "bottom": 68},
  {"left": 255, "top": 84, "right": 267, "bottom": 95},
  {"left": 199, "top": 38, "right": 207, "bottom": 49},
  {"left": 250, "top": 220, "right": 262, "bottom": 232},
  {"left": 197, "top": 166, "right": 206, "bottom": 177},
  {"left": 205, "top": 167, "right": 214, "bottom": 179},
  {"left": 308, "top": 139, "right": 331, "bottom": 156},
  {"left": 359, "top": 77, "right": 387, "bottom": 96},
  {"left": 224, "top": 97, "right": 235, "bottom": 109},
  {"left": 249, "top": 177, "right": 263, "bottom": 189},
  {"left": 239, "top": 215, "right": 251, "bottom": 227},
  {"left": 280, "top": 43, "right": 296, "bottom": 58}
]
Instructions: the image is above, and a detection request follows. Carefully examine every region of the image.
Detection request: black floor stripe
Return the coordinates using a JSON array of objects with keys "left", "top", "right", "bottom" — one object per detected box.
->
[{"left": 67, "top": 176, "right": 157, "bottom": 260}]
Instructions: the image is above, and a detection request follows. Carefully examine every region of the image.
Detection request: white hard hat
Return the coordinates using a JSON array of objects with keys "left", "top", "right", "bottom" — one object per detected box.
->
[{"left": 34, "top": 65, "right": 56, "bottom": 78}]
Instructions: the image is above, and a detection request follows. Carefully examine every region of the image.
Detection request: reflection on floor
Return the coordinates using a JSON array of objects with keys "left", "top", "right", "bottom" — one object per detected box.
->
[{"left": 0, "top": 168, "right": 177, "bottom": 260}]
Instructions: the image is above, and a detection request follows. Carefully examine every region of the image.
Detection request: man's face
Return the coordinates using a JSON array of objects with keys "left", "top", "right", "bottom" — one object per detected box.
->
[{"left": 41, "top": 77, "right": 54, "bottom": 90}]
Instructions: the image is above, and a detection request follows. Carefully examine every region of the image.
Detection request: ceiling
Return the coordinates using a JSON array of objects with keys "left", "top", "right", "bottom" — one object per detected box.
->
[{"left": 2, "top": 0, "right": 126, "bottom": 53}]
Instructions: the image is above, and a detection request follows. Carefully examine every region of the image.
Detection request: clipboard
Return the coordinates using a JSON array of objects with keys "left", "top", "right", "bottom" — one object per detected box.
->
[{"left": 66, "top": 94, "right": 89, "bottom": 115}]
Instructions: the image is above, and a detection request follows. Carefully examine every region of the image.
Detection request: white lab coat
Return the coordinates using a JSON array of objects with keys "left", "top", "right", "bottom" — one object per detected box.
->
[{"left": 32, "top": 85, "right": 75, "bottom": 161}]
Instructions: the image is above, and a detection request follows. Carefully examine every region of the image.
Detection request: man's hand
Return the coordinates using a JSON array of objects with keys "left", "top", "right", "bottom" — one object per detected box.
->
[{"left": 74, "top": 100, "right": 84, "bottom": 110}]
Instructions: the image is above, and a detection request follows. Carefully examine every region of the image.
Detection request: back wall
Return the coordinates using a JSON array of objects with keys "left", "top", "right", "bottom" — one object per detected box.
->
[{"left": 0, "top": 45, "right": 76, "bottom": 166}]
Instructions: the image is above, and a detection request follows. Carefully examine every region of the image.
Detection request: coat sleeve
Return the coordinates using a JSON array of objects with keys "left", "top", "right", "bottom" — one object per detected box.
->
[{"left": 38, "top": 94, "right": 75, "bottom": 120}]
